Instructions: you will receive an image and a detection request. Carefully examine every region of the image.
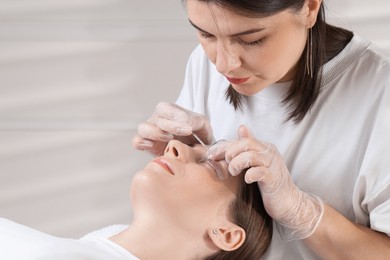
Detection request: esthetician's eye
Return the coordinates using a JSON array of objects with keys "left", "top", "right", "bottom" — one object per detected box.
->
[
  {"left": 237, "top": 37, "right": 264, "bottom": 46},
  {"left": 198, "top": 31, "right": 213, "bottom": 39}
]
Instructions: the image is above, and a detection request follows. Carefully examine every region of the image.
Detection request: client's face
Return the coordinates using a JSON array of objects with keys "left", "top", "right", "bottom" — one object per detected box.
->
[{"left": 131, "top": 140, "right": 239, "bottom": 233}]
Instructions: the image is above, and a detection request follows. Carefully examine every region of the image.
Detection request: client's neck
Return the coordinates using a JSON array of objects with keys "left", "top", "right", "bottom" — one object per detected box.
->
[{"left": 109, "top": 219, "right": 210, "bottom": 260}]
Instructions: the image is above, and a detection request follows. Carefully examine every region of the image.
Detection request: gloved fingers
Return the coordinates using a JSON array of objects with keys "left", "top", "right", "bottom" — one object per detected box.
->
[
  {"left": 237, "top": 124, "right": 254, "bottom": 139},
  {"left": 244, "top": 166, "right": 270, "bottom": 184},
  {"left": 154, "top": 102, "right": 189, "bottom": 124},
  {"left": 132, "top": 134, "right": 152, "bottom": 149},
  {"left": 154, "top": 102, "right": 208, "bottom": 131},
  {"left": 223, "top": 124, "right": 269, "bottom": 161},
  {"left": 187, "top": 113, "right": 210, "bottom": 132},
  {"left": 152, "top": 115, "right": 193, "bottom": 137},
  {"left": 152, "top": 102, "right": 213, "bottom": 141},
  {"left": 206, "top": 139, "right": 234, "bottom": 160},
  {"left": 245, "top": 166, "right": 285, "bottom": 196},
  {"left": 224, "top": 139, "right": 274, "bottom": 163},
  {"left": 184, "top": 109, "right": 213, "bottom": 144},
  {"left": 237, "top": 124, "right": 279, "bottom": 156},
  {"left": 236, "top": 126, "right": 323, "bottom": 241},
  {"left": 134, "top": 118, "right": 175, "bottom": 156},
  {"left": 227, "top": 148, "right": 276, "bottom": 176},
  {"left": 150, "top": 103, "right": 192, "bottom": 136},
  {"left": 132, "top": 135, "right": 168, "bottom": 156},
  {"left": 137, "top": 121, "right": 173, "bottom": 142}
]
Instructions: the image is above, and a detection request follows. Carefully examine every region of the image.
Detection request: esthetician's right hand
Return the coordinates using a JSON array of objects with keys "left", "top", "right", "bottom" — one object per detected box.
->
[{"left": 132, "top": 102, "right": 213, "bottom": 156}]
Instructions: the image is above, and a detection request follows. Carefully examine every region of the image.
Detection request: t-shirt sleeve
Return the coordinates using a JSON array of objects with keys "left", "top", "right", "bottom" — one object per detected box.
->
[
  {"left": 176, "top": 44, "right": 207, "bottom": 111},
  {"left": 353, "top": 63, "right": 390, "bottom": 236}
]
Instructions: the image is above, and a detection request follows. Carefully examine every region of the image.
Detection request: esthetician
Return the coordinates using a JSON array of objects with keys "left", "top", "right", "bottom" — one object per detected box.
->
[{"left": 133, "top": 0, "right": 390, "bottom": 258}]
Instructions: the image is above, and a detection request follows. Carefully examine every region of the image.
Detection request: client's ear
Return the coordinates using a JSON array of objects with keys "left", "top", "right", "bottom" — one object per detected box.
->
[{"left": 207, "top": 225, "right": 246, "bottom": 251}]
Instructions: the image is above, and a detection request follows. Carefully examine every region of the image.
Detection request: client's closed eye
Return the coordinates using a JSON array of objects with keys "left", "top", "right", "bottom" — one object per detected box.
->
[{"left": 204, "top": 160, "right": 228, "bottom": 180}]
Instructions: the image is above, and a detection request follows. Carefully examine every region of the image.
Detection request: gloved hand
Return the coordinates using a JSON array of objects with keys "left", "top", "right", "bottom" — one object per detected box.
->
[
  {"left": 207, "top": 125, "right": 324, "bottom": 241},
  {"left": 132, "top": 101, "right": 213, "bottom": 156}
]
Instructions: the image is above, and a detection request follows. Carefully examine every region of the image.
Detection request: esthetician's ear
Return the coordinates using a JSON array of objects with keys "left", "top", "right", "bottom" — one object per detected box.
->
[
  {"left": 304, "top": 0, "right": 322, "bottom": 27},
  {"left": 207, "top": 225, "right": 246, "bottom": 251}
]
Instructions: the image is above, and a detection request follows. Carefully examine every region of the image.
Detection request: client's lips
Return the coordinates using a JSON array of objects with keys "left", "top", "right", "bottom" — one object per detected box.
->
[
  {"left": 152, "top": 157, "right": 174, "bottom": 175},
  {"left": 226, "top": 76, "right": 250, "bottom": 85}
]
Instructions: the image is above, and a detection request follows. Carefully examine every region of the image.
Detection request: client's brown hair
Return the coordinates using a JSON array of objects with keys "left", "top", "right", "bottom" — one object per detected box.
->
[{"left": 206, "top": 178, "right": 273, "bottom": 259}]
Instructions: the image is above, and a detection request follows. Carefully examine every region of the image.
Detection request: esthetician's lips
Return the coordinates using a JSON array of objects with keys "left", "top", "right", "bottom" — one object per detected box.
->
[
  {"left": 225, "top": 76, "right": 250, "bottom": 85},
  {"left": 152, "top": 157, "right": 175, "bottom": 175}
]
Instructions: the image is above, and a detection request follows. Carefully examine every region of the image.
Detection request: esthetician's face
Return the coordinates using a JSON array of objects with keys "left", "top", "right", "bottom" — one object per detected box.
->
[
  {"left": 131, "top": 140, "right": 239, "bottom": 233},
  {"left": 186, "top": 0, "right": 309, "bottom": 96}
]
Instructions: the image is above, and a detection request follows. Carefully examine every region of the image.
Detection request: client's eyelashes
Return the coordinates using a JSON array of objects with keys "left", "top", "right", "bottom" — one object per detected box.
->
[{"left": 201, "top": 159, "right": 227, "bottom": 180}]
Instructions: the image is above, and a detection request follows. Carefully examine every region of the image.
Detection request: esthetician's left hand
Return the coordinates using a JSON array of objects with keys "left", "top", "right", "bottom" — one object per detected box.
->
[{"left": 207, "top": 125, "right": 324, "bottom": 241}]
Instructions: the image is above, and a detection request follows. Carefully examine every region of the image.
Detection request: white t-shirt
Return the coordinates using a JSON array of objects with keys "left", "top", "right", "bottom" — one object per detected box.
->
[
  {"left": 176, "top": 34, "right": 390, "bottom": 259},
  {"left": 0, "top": 218, "right": 138, "bottom": 260}
]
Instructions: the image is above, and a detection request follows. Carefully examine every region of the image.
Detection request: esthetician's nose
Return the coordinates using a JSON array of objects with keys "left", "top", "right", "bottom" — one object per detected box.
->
[
  {"left": 164, "top": 140, "right": 191, "bottom": 163},
  {"left": 215, "top": 42, "right": 241, "bottom": 75}
]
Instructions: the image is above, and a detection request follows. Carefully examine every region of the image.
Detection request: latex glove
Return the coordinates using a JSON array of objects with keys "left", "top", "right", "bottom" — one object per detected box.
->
[
  {"left": 207, "top": 125, "right": 324, "bottom": 241},
  {"left": 132, "top": 102, "right": 213, "bottom": 156}
]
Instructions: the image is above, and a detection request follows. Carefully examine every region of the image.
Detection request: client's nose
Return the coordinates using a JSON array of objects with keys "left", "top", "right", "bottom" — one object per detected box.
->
[{"left": 164, "top": 140, "right": 189, "bottom": 162}]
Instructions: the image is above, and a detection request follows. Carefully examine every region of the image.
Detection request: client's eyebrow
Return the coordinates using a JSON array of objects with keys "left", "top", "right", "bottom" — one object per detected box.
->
[{"left": 188, "top": 19, "right": 265, "bottom": 37}]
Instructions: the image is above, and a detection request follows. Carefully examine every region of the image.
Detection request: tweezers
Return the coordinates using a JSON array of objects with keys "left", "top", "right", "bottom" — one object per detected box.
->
[{"left": 192, "top": 133, "right": 226, "bottom": 180}]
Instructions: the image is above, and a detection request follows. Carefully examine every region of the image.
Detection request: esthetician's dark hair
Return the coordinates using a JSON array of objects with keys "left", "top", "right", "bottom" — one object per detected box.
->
[
  {"left": 185, "top": 0, "right": 353, "bottom": 123},
  {"left": 205, "top": 179, "right": 273, "bottom": 260}
]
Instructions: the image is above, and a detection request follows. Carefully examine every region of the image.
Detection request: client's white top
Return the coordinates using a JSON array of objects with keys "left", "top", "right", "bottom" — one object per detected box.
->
[{"left": 0, "top": 218, "right": 137, "bottom": 260}]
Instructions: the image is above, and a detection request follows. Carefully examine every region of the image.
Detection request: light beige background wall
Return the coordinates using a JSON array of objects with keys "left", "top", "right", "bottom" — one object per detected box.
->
[
  {"left": 0, "top": 0, "right": 389, "bottom": 238},
  {"left": 0, "top": 0, "right": 198, "bottom": 238}
]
